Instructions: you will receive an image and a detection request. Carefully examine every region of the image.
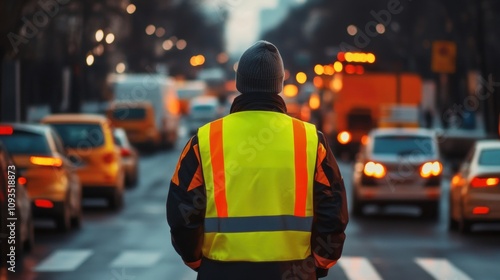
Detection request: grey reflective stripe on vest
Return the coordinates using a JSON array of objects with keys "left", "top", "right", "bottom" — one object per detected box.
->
[{"left": 204, "top": 215, "right": 313, "bottom": 233}]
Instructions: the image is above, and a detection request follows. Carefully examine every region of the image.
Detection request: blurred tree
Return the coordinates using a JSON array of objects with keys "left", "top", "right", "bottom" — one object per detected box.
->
[{"left": 0, "top": 0, "right": 31, "bottom": 120}]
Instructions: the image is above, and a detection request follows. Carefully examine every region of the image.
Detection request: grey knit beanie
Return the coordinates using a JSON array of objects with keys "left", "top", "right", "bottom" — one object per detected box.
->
[{"left": 236, "top": 41, "right": 285, "bottom": 94}]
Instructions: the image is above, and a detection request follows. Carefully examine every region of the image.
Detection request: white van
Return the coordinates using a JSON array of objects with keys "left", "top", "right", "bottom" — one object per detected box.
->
[{"left": 108, "top": 74, "right": 180, "bottom": 148}]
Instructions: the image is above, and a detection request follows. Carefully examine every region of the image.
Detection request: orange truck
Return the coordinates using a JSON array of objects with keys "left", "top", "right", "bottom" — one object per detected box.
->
[{"left": 325, "top": 73, "right": 422, "bottom": 157}]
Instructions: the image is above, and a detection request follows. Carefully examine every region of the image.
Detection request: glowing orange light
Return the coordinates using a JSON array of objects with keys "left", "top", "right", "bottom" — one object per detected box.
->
[
  {"left": 337, "top": 52, "right": 345, "bottom": 62},
  {"left": 309, "top": 93, "right": 320, "bottom": 110},
  {"left": 35, "top": 199, "right": 54, "bottom": 208},
  {"left": 313, "top": 76, "right": 324, "bottom": 88},
  {"left": 356, "top": 65, "right": 365, "bottom": 75},
  {"left": 337, "top": 131, "right": 351, "bottom": 145},
  {"left": 472, "top": 206, "right": 489, "bottom": 215},
  {"left": 283, "top": 84, "right": 299, "bottom": 97},
  {"left": 30, "top": 156, "right": 62, "bottom": 167},
  {"left": 345, "top": 65, "right": 356, "bottom": 74},
  {"left": 18, "top": 177, "right": 27, "bottom": 185}
]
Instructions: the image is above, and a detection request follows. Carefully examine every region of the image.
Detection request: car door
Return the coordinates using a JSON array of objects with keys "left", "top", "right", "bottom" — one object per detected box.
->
[{"left": 50, "top": 130, "right": 80, "bottom": 213}]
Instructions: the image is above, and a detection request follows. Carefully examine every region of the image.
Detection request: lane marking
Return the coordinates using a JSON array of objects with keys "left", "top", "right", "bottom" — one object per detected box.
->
[
  {"left": 110, "top": 251, "right": 163, "bottom": 267},
  {"left": 338, "top": 257, "right": 383, "bottom": 280},
  {"left": 416, "top": 258, "right": 473, "bottom": 280},
  {"left": 34, "top": 249, "right": 93, "bottom": 272}
]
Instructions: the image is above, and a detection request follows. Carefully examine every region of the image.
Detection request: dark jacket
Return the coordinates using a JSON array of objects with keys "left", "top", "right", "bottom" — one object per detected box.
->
[{"left": 167, "top": 94, "right": 348, "bottom": 280}]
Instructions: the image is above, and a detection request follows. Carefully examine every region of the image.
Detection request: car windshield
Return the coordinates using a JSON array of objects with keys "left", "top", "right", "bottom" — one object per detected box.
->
[
  {"left": 112, "top": 108, "right": 146, "bottom": 120},
  {"left": 191, "top": 105, "right": 216, "bottom": 112},
  {"left": 50, "top": 124, "right": 105, "bottom": 149},
  {"left": 373, "top": 135, "right": 435, "bottom": 156},
  {"left": 0, "top": 131, "right": 51, "bottom": 156},
  {"left": 478, "top": 149, "right": 500, "bottom": 166}
]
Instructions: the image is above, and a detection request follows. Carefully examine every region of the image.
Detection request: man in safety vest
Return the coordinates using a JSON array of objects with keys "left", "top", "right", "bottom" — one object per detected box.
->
[{"left": 167, "top": 41, "right": 348, "bottom": 280}]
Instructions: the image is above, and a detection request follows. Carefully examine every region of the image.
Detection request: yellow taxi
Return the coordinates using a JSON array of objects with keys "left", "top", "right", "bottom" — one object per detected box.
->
[
  {"left": 41, "top": 114, "right": 125, "bottom": 210},
  {"left": 0, "top": 141, "right": 35, "bottom": 258},
  {"left": 0, "top": 124, "right": 82, "bottom": 232},
  {"left": 106, "top": 102, "right": 163, "bottom": 147}
]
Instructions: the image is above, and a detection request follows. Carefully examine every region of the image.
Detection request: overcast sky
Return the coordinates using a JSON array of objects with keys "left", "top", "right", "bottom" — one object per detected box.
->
[{"left": 225, "top": 0, "right": 278, "bottom": 56}]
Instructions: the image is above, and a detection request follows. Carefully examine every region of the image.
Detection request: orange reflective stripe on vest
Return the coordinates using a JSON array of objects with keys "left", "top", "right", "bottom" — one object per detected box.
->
[
  {"left": 292, "top": 118, "right": 308, "bottom": 217},
  {"left": 208, "top": 119, "right": 228, "bottom": 217}
]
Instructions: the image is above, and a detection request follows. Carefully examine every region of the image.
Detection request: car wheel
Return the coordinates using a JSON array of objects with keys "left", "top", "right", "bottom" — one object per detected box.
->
[
  {"left": 351, "top": 191, "right": 364, "bottom": 217},
  {"left": 449, "top": 216, "right": 459, "bottom": 230},
  {"left": 126, "top": 167, "right": 138, "bottom": 188},
  {"left": 109, "top": 182, "right": 124, "bottom": 211},
  {"left": 421, "top": 202, "right": 439, "bottom": 219},
  {"left": 56, "top": 202, "right": 71, "bottom": 232},
  {"left": 14, "top": 223, "right": 25, "bottom": 270},
  {"left": 24, "top": 217, "right": 35, "bottom": 252},
  {"left": 459, "top": 217, "right": 472, "bottom": 234},
  {"left": 448, "top": 196, "right": 459, "bottom": 230},
  {"left": 71, "top": 198, "right": 82, "bottom": 229}
]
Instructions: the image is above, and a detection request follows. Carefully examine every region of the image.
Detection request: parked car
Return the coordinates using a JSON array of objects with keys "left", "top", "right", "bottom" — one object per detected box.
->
[
  {"left": 0, "top": 141, "right": 35, "bottom": 265},
  {"left": 0, "top": 124, "right": 81, "bottom": 231},
  {"left": 187, "top": 96, "right": 221, "bottom": 135},
  {"left": 41, "top": 114, "right": 125, "bottom": 210},
  {"left": 113, "top": 128, "right": 139, "bottom": 187},
  {"left": 449, "top": 140, "right": 500, "bottom": 233},
  {"left": 352, "top": 128, "right": 442, "bottom": 218}
]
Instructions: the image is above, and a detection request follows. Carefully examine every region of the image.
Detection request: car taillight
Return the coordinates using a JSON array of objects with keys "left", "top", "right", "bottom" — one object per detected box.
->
[
  {"left": 103, "top": 152, "right": 115, "bottom": 164},
  {"left": 472, "top": 206, "right": 490, "bottom": 215},
  {"left": 361, "top": 135, "right": 369, "bottom": 145},
  {"left": 34, "top": 199, "right": 54, "bottom": 208},
  {"left": 420, "top": 161, "right": 442, "bottom": 178},
  {"left": 337, "top": 131, "right": 352, "bottom": 145},
  {"left": 30, "top": 156, "right": 63, "bottom": 167},
  {"left": 0, "top": 126, "right": 13, "bottom": 135},
  {"left": 471, "top": 177, "right": 499, "bottom": 188},
  {"left": 363, "top": 161, "right": 386, "bottom": 178},
  {"left": 18, "top": 177, "right": 27, "bottom": 185},
  {"left": 121, "top": 148, "right": 131, "bottom": 157}
]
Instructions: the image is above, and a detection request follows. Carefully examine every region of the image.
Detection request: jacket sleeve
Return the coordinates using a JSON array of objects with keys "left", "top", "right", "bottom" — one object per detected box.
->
[
  {"left": 311, "top": 131, "right": 349, "bottom": 271},
  {"left": 166, "top": 135, "right": 206, "bottom": 271}
]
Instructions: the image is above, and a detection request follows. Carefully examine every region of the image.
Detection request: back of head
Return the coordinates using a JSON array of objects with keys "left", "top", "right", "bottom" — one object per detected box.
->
[{"left": 236, "top": 41, "right": 285, "bottom": 95}]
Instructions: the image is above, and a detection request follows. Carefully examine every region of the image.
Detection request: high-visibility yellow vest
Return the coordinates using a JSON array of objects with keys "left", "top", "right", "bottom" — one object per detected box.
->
[{"left": 197, "top": 111, "right": 318, "bottom": 262}]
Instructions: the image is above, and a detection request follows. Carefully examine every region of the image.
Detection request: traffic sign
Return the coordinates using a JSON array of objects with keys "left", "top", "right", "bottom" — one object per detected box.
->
[{"left": 431, "top": 41, "right": 457, "bottom": 74}]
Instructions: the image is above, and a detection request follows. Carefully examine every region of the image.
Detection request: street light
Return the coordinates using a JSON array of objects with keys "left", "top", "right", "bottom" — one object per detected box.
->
[
  {"left": 126, "top": 4, "right": 136, "bottom": 14},
  {"left": 296, "top": 72, "right": 307, "bottom": 84},
  {"left": 333, "top": 61, "right": 343, "bottom": 72},
  {"left": 155, "top": 27, "right": 166, "bottom": 37},
  {"left": 86, "top": 54, "right": 94, "bottom": 66},
  {"left": 283, "top": 84, "right": 298, "bottom": 97},
  {"left": 145, "top": 25, "right": 156, "bottom": 35},
  {"left": 116, "top": 63, "right": 126, "bottom": 73},
  {"left": 105, "top": 33, "right": 115, "bottom": 44},
  {"left": 95, "top": 30, "right": 104, "bottom": 42},
  {"left": 314, "top": 64, "right": 324, "bottom": 75},
  {"left": 347, "top": 25, "right": 358, "bottom": 36},
  {"left": 176, "top": 39, "right": 187, "bottom": 50},
  {"left": 162, "top": 40, "right": 174, "bottom": 51}
]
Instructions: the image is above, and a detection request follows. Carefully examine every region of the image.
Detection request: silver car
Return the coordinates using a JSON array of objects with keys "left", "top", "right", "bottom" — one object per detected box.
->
[
  {"left": 187, "top": 96, "right": 221, "bottom": 135},
  {"left": 352, "top": 128, "right": 442, "bottom": 218},
  {"left": 449, "top": 140, "right": 500, "bottom": 233}
]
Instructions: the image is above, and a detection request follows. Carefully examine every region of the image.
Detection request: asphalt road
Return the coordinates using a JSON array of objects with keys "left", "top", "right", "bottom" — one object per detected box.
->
[{"left": 6, "top": 130, "right": 500, "bottom": 280}]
